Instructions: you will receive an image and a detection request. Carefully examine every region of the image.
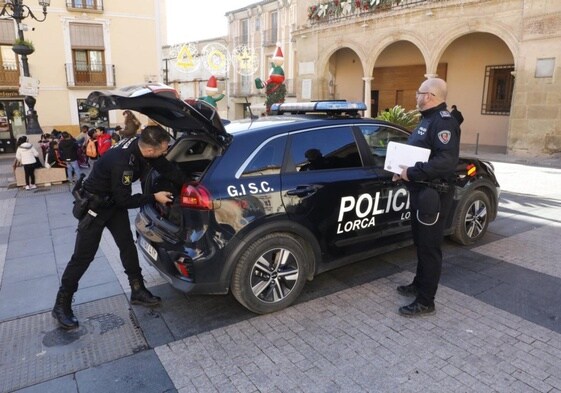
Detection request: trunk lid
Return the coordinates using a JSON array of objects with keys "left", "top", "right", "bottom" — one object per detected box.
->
[{"left": 86, "top": 83, "right": 231, "bottom": 148}]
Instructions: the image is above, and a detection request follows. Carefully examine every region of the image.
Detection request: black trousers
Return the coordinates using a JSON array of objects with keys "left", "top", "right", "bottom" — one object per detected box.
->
[
  {"left": 411, "top": 188, "right": 454, "bottom": 306},
  {"left": 23, "top": 164, "right": 36, "bottom": 186},
  {"left": 60, "top": 206, "right": 141, "bottom": 293}
]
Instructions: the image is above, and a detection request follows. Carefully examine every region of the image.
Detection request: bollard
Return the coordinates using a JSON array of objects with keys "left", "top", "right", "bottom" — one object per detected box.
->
[{"left": 475, "top": 133, "right": 479, "bottom": 155}]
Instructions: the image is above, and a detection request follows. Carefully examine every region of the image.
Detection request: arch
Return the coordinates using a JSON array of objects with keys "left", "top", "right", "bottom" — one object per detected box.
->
[
  {"left": 427, "top": 21, "right": 518, "bottom": 73},
  {"left": 317, "top": 39, "right": 367, "bottom": 78},
  {"left": 364, "top": 31, "right": 430, "bottom": 76}
]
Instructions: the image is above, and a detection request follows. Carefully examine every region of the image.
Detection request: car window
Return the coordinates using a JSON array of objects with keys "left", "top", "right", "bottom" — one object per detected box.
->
[
  {"left": 288, "top": 127, "right": 362, "bottom": 172},
  {"left": 241, "top": 135, "right": 286, "bottom": 177},
  {"left": 359, "top": 125, "right": 410, "bottom": 168}
]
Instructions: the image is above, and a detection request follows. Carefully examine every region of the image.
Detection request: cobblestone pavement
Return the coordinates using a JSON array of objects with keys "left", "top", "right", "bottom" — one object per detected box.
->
[
  {"left": 0, "top": 151, "right": 560, "bottom": 393},
  {"left": 157, "top": 272, "right": 561, "bottom": 393}
]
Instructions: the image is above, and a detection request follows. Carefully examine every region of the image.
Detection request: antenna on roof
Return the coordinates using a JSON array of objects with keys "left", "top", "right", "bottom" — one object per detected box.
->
[{"left": 244, "top": 97, "right": 258, "bottom": 120}]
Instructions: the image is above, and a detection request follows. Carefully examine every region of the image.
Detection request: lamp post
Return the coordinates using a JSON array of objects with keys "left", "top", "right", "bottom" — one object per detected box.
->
[{"left": 0, "top": 0, "right": 50, "bottom": 135}]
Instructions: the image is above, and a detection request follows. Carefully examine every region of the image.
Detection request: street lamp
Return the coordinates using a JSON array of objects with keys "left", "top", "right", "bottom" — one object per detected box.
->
[{"left": 0, "top": 0, "right": 50, "bottom": 135}]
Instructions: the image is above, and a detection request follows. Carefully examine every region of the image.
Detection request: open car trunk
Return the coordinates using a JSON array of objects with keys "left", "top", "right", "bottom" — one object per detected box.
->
[{"left": 143, "top": 134, "right": 224, "bottom": 228}]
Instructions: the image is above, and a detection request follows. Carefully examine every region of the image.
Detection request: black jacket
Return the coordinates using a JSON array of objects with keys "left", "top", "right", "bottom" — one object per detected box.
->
[
  {"left": 406, "top": 102, "right": 460, "bottom": 184},
  {"left": 83, "top": 137, "right": 185, "bottom": 209},
  {"left": 58, "top": 137, "right": 79, "bottom": 161}
]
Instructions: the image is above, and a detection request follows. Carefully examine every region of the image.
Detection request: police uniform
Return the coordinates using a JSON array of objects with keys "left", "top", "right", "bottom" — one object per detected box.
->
[
  {"left": 54, "top": 136, "right": 184, "bottom": 329},
  {"left": 405, "top": 102, "right": 460, "bottom": 307}
]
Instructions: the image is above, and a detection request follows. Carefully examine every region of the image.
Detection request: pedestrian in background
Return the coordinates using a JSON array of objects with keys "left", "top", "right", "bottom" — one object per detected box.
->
[
  {"left": 392, "top": 78, "right": 460, "bottom": 317},
  {"left": 85, "top": 128, "right": 98, "bottom": 161},
  {"left": 94, "top": 126, "right": 112, "bottom": 156},
  {"left": 45, "top": 140, "right": 67, "bottom": 169},
  {"left": 15, "top": 135, "right": 40, "bottom": 190},
  {"left": 52, "top": 125, "right": 185, "bottom": 330},
  {"left": 75, "top": 125, "right": 90, "bottom": 168},
  {"left": 76, "top": 125, "right": 89, "bottom": 147},
  {"left": 450, "top": 104, "right": 464, "bottom": 126},
  {"left": 58, "top": 131, "right": 82, "bottom": 182},
  {"left": 111, "top": 132, "right": 121, "bottom": 146}
]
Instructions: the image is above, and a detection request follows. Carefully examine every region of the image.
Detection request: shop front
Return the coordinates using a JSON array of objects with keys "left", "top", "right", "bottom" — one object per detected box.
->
[{"left": 0, "top": 90, "right": 26, "bottom": 154}]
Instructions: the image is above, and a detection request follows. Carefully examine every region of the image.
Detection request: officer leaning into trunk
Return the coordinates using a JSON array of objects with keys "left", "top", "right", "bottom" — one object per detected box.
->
[{"left": 52, "top": 125, "right": 185, "bottom": 330}]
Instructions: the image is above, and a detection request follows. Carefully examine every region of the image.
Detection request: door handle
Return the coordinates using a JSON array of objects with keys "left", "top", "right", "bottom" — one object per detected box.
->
[{"left": 286, "top": 185, "right": 320, "bottom": 197}]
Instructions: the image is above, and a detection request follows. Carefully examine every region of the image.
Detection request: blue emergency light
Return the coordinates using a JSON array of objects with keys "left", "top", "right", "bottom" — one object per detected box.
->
[{"left": 270, "top": 100, "right": 366, "bottom": 115}]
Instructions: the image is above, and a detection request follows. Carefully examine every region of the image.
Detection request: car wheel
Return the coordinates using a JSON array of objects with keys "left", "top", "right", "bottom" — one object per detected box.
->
[
  {"left": 231, "top": 233, "right": 308, "bottom": 314},
  {"left": 451, "top": 190, "right": 491, "bottom": 245}
]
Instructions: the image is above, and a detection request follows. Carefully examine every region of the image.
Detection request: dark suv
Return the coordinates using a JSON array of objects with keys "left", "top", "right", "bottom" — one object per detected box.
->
[{"left": 88, "top": 85, "right": 500, "bottom": 314}]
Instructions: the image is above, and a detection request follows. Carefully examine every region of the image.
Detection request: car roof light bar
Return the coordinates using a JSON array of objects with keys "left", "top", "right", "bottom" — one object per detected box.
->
[{"left": 270, "top": 100, "right": 366, "bottom": 115}]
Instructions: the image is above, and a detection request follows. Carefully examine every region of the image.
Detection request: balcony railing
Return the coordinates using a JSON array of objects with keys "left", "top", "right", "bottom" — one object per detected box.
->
[
  {"left": 66, "top": 0, "right": 103, "bottom": 11},
  {"left": 0, "top": 62, "right": 20, "bottom": 87},
  {"left": 65, "top": 63, "right": 115, "bottom": 87},
  {"left": 308, "top": 0, "right": 429, "bottom": 25}
]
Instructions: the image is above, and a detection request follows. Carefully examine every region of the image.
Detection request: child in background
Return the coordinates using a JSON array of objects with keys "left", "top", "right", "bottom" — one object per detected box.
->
[{"left": 15, "top": 135, "right": 40, "bottom": 190}]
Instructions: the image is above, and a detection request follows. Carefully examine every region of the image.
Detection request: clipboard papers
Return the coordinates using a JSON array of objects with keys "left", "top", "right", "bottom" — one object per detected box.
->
[{"left": 384, "top": 141, "right": 430, "bottom": 174}]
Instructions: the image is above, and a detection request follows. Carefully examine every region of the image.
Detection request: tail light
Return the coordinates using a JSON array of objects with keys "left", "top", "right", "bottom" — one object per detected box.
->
[
  {"left": 174, "top": 257, "right": 192, "bottom": 278},
  {"left": 180, "top": 183, "right": 212, "bottom": 210},
  {"left": 466, "top": 163, "right": 477, "bottom": 177}
]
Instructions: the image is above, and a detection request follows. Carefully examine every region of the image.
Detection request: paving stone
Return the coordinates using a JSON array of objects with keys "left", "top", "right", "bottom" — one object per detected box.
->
[
  {"left": 75, "top": 350, "right": 175, "bottom": 393},
  {"left": 0, "top": 295, "right": 147, "bottom": 392},
  {"left": 153, "top": 272, "right": 561, "bottom": 393}
]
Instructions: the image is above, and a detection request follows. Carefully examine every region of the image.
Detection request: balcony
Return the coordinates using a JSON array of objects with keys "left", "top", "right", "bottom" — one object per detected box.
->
[
  {"left": 0, "top": 62, "right": 20, "bottom": 87},
  {"left": 308, "top": 0, "right": 428, "bottom": 25},
  {"left": 65, "top": 63, "right": 115, "bottom": 88},
  {"left": 66, "top": 0, "right": 103, "bottom": 12}
]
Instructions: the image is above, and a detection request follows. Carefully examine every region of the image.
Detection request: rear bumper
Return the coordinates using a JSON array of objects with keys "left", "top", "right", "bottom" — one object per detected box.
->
[
  {"left": 135, "top": 213, "right": 230, "bottom": 295},
  {"left": 137, "top": 235, "right": 230, "bottom": 295}
]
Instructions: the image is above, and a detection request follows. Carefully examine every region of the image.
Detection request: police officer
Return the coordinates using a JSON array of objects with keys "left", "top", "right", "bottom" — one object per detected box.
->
[
  {"left": 392, "top": 77, "right": 460, "bottom": 317},
  {"left": 52, "top": 125, "right": 184, "bottom": 329}
]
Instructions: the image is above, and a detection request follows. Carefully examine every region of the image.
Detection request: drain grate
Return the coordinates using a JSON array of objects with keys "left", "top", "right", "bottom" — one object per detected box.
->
[{"left": 0, "top": 295, "right": 147, "bottom": 392}]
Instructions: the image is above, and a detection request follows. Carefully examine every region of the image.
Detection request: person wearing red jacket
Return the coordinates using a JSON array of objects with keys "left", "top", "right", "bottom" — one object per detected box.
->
[{"left": 95, "top": 126, "right": 112, "bottom": 156}]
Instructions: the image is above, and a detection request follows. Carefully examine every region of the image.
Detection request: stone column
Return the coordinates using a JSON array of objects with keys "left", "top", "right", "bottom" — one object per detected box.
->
[{"left": 362, "top": 77, "right": 374, "bottom": 118}]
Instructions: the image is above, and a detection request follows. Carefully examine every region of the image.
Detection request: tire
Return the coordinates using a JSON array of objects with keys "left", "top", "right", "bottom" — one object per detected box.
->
[
  {"left": 231, "top": 233, "right": 309, "bottom": 314},
  {"left": 451, "top": 190, "right": 491, "bottom": 245}
]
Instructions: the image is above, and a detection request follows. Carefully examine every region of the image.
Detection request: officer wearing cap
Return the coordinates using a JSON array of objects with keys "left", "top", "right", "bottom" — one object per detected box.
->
[
  {"left": 392, "top": 77, "right": 460, "bottom": 317},
  {"left": 52, "top": 125, "right": 184, "bottom": 329}
]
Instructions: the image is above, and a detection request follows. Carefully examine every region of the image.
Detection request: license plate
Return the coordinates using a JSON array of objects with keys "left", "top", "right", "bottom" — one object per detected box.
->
[{"left": 139, "top": 237, "right": 158, "bottom": 261}]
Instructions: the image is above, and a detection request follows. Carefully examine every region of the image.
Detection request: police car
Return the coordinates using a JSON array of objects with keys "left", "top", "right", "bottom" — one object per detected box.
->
[{"left": 88, "top": 85, "right": 500, "bottom": 314}]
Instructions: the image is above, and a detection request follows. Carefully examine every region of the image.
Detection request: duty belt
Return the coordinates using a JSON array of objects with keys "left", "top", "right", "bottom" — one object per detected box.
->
[
  {"left": 417, "top": 180, "right": 451, "bottom": 193},
  {"left": 81, "top": 188, "right": 114, "bottom": 208}
]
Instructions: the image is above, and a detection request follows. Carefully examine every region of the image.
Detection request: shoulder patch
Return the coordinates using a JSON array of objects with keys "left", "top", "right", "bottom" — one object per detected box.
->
[
  {"left": 122, "top": 170, "right": 134, "bottom": 186},
  {"left": 438, "top": 130, "right": 452, "bottom": 144},
  {"left": 440, "top": 111, "right": 451, "bottom": 118}
]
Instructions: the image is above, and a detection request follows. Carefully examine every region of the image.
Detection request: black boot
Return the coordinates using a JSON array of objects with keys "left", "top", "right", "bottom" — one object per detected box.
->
[
  {"left": 52, "top": 289, "right": 79, "bottom": 329},
  {"left": 130, "top": 278, "right": 161, "bottom": 306}
]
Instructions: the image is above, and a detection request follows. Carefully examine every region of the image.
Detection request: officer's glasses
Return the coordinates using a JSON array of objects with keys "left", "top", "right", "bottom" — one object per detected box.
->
[{"left": 416, "top": 91, "right": 435, "bottom": 97}]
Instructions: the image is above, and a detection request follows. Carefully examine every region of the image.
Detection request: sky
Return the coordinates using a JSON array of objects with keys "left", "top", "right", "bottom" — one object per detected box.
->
[{"left": 166, "top": 0, "right": 257, "bottom": 45}]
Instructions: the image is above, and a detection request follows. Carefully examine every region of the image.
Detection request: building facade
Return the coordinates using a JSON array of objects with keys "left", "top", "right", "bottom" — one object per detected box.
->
[
  {"left": 220, "top": 0, "right": 560, "bottom": 155},
  {"left": 162, "top": 0, "right": 559, "bottom": 155},
  {"left": 0, "top": 0, "right": 166, "bottom": 153}
]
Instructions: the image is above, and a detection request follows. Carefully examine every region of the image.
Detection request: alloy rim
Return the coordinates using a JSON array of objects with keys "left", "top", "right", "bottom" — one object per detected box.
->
[
  {"left": 465, "top": 199, "right": 488, "bottom": 239},
  {"left": 250, "top": 247, "right": 299, "bottom": 303}
]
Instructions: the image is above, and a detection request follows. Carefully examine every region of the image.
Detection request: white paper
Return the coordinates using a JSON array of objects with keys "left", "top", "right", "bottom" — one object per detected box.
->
[{"left": 384, "top": 141, "right": 430, "bottom": 174}]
